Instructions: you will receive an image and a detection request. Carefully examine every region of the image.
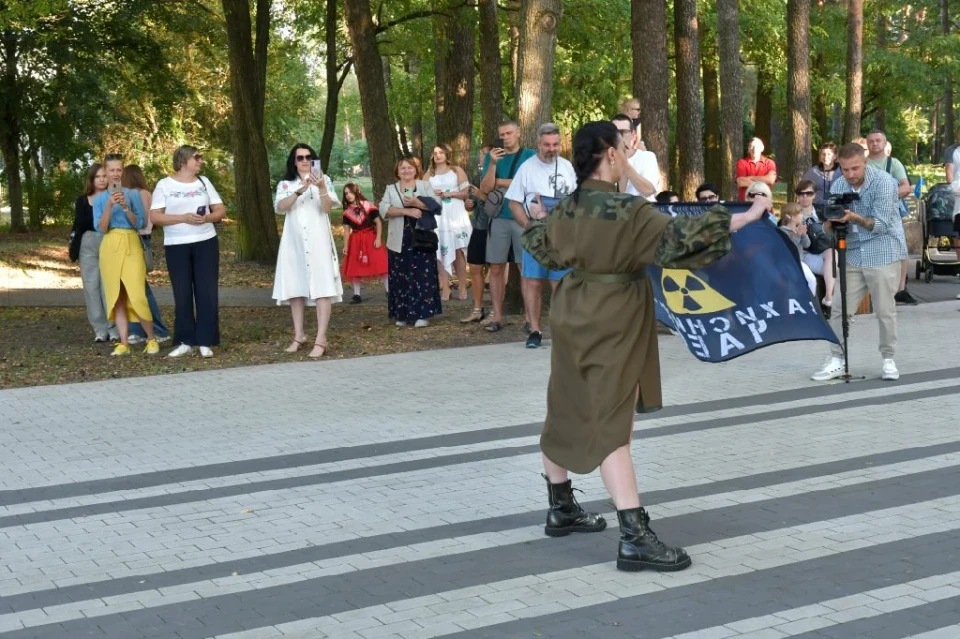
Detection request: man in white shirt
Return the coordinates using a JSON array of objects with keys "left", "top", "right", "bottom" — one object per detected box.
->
[
  {"left": 611, "top": 114, "right": 659, "bottom": 201},
  {"left": 506, "top": 123, "right": 577, "bottom": 349}
]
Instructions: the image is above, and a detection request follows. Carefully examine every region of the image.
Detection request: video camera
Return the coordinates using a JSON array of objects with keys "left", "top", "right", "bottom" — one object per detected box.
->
[{"left": 823, "top": 192, "right": 860, "bottom": 222}]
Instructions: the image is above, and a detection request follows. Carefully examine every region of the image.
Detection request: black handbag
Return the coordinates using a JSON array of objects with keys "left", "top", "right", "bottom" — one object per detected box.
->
[
  {"left": 412, "top": 228, "right": 439, "bottom": 253},
  {"left": 805, "top": 217, "right": 833, "bottom": 254},
  {"left": 68, "top": 231, "right": 82, "bottom": 262}
]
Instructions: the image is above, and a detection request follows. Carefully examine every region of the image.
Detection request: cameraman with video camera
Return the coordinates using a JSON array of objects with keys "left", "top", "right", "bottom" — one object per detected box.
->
[{"left": 811, "top": 143, "right": 908, "bottom": 382}]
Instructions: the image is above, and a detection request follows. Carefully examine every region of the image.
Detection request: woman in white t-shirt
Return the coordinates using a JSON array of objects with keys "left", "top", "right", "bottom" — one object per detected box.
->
[
  {"left": 272, "top": 143, "right": 343, "bottom": 359},
  {"left": 149, "top": 145, "right": 226, "bottom": 358}
]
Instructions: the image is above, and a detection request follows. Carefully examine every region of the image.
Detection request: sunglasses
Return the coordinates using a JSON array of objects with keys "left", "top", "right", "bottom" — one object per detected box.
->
[
  {"left": 697, "top": 194, "right": 718, "bottom": 202},
  {"left": 796, "top": 190, "right": 815, "bottom": 196},
  {"left": 747, "top": 192, "right": 762, "bottom": 198},
  {"left": 296, "top": 154, "right": 314, "bottom": 162},
  {"left": 105, "top": 153, "right": 123, "bottom": 161},
  {"left": 615, "top": 128, "right": 633, "bottom": 135}
]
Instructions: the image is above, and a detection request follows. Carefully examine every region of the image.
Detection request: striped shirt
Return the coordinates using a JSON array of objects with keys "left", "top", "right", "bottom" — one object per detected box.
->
[{"left": 829, "top": 166, "right": 907, "bottom": 268}]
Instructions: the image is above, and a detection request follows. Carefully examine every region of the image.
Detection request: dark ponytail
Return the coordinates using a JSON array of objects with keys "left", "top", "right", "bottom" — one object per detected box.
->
[{"left": 571, "top": 121, "right": 621, "bottom": 202}]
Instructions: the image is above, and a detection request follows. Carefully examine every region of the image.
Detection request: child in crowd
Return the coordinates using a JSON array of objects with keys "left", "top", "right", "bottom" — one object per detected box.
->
[
  {"left": 778, "top": 203, "right": 817, "bottom": 297},
  {"left": 341, "top": 182, "right": 388, "bottom": 304}
]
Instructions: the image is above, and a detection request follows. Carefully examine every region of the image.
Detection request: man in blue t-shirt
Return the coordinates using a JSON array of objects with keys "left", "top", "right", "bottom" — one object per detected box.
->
[{"left": 478, "top": 120, "right": 536, "bottom": 332}]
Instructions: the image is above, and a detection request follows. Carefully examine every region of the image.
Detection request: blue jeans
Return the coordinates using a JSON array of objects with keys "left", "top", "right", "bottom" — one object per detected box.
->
[{"left": 128, "top": 283, "right": 170, "bottom": 339}]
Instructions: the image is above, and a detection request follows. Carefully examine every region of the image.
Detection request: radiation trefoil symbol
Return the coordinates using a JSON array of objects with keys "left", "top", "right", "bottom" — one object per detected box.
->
[{"left": 661, "top": 269, "right": 736, "bottom": 315}]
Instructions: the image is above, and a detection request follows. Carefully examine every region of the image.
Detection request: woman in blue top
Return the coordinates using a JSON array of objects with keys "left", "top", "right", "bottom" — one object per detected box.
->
[{"left": 93, "top": 154, "right": 159, "bottom": 356}]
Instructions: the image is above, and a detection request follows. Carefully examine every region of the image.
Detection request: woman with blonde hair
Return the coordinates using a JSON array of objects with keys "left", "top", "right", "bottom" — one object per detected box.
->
[
  {"left": 93, "top": 154, "right": 158, "bottom": 356},
  {"left": 424, "top": 144, "right": 472, "bottom": 300}
]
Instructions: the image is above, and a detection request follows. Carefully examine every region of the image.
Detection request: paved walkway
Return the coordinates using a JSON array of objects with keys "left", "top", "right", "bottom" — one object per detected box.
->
[{"left": 1, "top": 300, "right": 960, "bottom": 638}]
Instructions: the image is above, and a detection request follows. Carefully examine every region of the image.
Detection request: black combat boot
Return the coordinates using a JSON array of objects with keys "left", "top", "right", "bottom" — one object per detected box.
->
[
  {"left": 543, "top": 475, "right": 607, "bottom": 537},
  {"left": 616, "top": 507, "right": 692, "bottom": 572}
]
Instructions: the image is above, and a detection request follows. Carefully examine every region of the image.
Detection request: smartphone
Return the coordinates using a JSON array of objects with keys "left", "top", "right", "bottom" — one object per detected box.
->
[
  {"left": 492, "top": 139, "right": 505, "bottom": 149},
  {"left": 196, "top": 205, "right": 208, "bottom": 216},
  {"left": 311, "top": 160, "right": 323, "bottom": 179},
  {"left": 108, "top": 182, "right": 121, "bottom": 194}
]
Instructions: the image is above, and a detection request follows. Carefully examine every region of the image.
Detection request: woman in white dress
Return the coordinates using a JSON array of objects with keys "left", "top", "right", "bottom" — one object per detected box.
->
[
  {"left": 424, "top": 144, "right": 472, "bottom": 300},
  {"left": 272, "top": 143, "right": 343, "bottom": 359}
]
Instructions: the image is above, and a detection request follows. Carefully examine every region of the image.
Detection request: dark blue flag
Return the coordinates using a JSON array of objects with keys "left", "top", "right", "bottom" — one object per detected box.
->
[{"left": 648, "top": 202, "right": 839, "bottom": 362}]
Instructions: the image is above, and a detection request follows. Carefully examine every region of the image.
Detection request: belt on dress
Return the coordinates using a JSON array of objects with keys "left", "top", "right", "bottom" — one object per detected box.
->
[{"left": 571, "top": 269, "right": 646, "bottom": 283}]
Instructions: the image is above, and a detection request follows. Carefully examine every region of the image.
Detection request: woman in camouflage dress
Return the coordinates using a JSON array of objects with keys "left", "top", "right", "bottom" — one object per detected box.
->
[{"left": 521, "top": 121, "right": 771, "bottom": 572}]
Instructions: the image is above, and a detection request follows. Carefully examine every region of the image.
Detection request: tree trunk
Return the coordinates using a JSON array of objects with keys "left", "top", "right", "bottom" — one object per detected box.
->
[
  {"left": 755, "top": 71, "right": 773, "bottom": 149},
  {"left": 873, "top": 12, "right": 888, "bottom": 131},
  {"left": 786, "top": 0, "right": 811, "bottom": 198},
  {"left": 478, "top": 0, "right": 503, "bottom": 146},
  {"left": 319, "top": 0, "right": 351, "bottom": 172},
  {"left": 843, "top": 0, "right": 864, "bottom": 142},
  {"left": 222, "top": 0, "right": 279, "bottom": 263},
  {"left": 717, "top": 0, "right": 743, "bottom": 201},
  {"left": 434, "top": 1, "right": 475, "bottom": 165},
  {"left": 674, "top": 0, "right": 704, "bottom": 201},
  {"left": 943, "top": 0, "right": 955, "bottom": 145},
  {"left": 0, "top": 30, "right": 25, "bottom": 233},
  {"left": 632, "top": 0, "right": 670, "bottom": 189},
  {"left": 509, "top": 22, "right": 520, "bottom": 112},
  {"left": 515, "top": 0, "right": 561, "bottom": 147},
  {"left": 702, "top": 39, "right": 722, "bottom": 187},
  {"left": 813, "top": 55, "right": 829, "bottom": 146},
  {"left": 344, "top": 0, "right": 397, "bottom": 200}
]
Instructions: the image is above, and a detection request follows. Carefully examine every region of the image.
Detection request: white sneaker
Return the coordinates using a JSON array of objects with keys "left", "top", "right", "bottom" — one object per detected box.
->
[
  {"left": 811, "top": 356, "right": 845, "bottom": 381},
  {"left": 156, "top": 335, "right": 172, "bottom": 343},
  {"left": 395, "top": 321, "right": 407, "bottom": 327},
  {"left": 199, "top": 346, "right": 214, "bottom": 358},
  {"left": 127, "top": 334, "right": 144, "bottom": 345},
  {"left": 881, "top": 358, "right": 900, "bottom": 381},
  {"left": 956, "top": 293, "right": 960, "bottom": 300},
  {"left": 167, "top": 344, "right": 194, "bottom": 358},
  {"left": 414, "top": 319, "right": 430, "bottom": 328}
]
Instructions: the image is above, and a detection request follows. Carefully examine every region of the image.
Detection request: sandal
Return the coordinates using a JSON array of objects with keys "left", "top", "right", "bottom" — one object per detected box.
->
[
  {"left": 308, "top": 341, "right": 327, "bottom": 359},
  {"left": 285, "top": 338, "right": 305, "bottom": 353},
  {"left": 460, "top": 308, "right": 486, "bottom": 324},
  {"left": 484, "top": 321, "right": 502, "bottom": 333}
]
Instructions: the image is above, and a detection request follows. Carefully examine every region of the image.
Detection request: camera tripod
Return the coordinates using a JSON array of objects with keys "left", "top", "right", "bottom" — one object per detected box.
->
[{"left": 831, "top": 223, "right": 864, "bottom": 383}]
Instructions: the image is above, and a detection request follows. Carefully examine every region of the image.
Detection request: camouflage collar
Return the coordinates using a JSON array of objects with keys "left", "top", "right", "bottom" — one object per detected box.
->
[{"left": 581, "top": 178, "right": 617, "bottom": 192}]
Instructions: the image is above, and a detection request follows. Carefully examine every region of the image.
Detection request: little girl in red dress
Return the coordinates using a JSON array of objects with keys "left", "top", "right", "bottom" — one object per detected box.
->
[{"left": 341, "top": 182, "right": 388, "bottom": 304}]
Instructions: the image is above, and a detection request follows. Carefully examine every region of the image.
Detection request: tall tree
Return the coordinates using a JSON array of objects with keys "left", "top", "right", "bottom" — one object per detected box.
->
[
  {"left": 843, "top": 0, "right": 864, "bottom": 142},
  {"left": 478, "top": 0, "right": 503, "bottom": 145},
  {"left": 0, "top": 27, "right": 24, "bottom": 232},
  {"left": 942, "top": 0, "right": 954, "bottom": 146},
  {"left": 319, "top": 0, "right": 352, "bottom": 172},
  {"left": 632, "top": 0, "right": 670, "bottom": 189},
  {"left": 717, "top": 0, "right": 743, "bottom": 200},
  {"left": 515, "top": 0, "right": 562, "bottom": 147},
  {"left": 786, "top": 0, "right": 811, "bottom": 196},
  {"left": 434, "top": 1, "right": 475, "bottom": 165},
  {"left": 674, "top": 0, "right": 704, "bottom": 200},
  {"left": 343, "top": 0, "right": 396, "bottom": 199},
  {"left": 701, "top": 33, "right": 722, "bottom": 187},
  {"left": 755, "top": 71, "right": 773, "bottom": 148},
  {"left": 222, "top": 0, "right": 279, "bottom": 263}
]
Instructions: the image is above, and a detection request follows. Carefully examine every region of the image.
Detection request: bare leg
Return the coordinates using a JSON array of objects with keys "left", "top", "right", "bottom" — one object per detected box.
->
[
  {"left": 822, "top": 249, "right": 835, "bottom": 304},
  {"left": 471, "top": 264, "right": 485, "bottom": 309},
  {"left": 542, "top": 453, "right": 567, "bottom": 484},
  {"left": 454, "top": 250, "right": 469, "bottom": 300},
  {"left": 309, "top": 297, "right": 332, "bottom": 358},
  {"left": 523, "top": 277, "right": 544, "bottom": 332},
  {"left": 438, "top": 260, "right": 451, "bottom": 300},
  {"left": 114, "top": 288, "right": 129, "bottom": 346},
  {"left": 488, "top": 263, "right": 506, "bottom": 322},
  {"left": 599, "top": 444, "right": 641, "bottom": 509},
  {"left": 286, "top": 297, "right": 306, "bottom": 352}
]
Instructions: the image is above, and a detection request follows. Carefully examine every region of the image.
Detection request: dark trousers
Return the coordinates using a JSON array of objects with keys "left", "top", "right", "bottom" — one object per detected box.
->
[{"left": 165, "top": 236, "right": 220, "bottom": 347}]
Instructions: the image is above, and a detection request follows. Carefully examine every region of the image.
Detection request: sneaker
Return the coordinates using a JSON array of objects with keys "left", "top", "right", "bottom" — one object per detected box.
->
[
  {"left": 94, "top": 334, "right": 108, "bottom": 343},
  {"left": 349, "top": 294, "right": 362, "bottom": 305},
  {"left": 167, "top": 344, "right": 194, "bottom": 358},
  {"left": 111, "top": 344, "right": 130, "bottom": 357},
  {"left": 127, "top": 334, "right": 144, "bottom": 345},
  {"left": 881, "top": 358, "right": 900, "bottom": 381},
  {"left": 199, "top": 346, "right": 214, "bottom": 358},
  {"left": 156, "top": 334, "right": 172, "bottom": 343},
  {"left": 894, "top": 290, "right": 919, "bottom": 305},
  {"left": 414, "top": 319, "right": 430, "bottom": 328},
  {"left": 811, "top": 355, "right": 845, "bottom": 381},
  {"left": 144, "top": 339, "right": 160, "bottom": 355},
  {"left": 108, "top": 333, "right": 120, "bottom": 342},
  {"left": 526, "top": 331, "right": 543, "bottom": 349},
  {"left": 395, "top": 321, "right": 408, "bottom": 328},
  {"left": 956, "top": 293, "right": 960, "bottom": 300}
]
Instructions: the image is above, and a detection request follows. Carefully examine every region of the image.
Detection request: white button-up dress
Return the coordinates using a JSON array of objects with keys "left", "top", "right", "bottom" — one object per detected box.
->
[{"left": 272, "top": 175, "right": 343, "bottom": 305}]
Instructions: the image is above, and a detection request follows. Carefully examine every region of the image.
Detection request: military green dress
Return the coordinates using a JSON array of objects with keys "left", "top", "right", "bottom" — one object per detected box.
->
[{"left": 521, "top": 179, "right": 732, "bottom": 474}]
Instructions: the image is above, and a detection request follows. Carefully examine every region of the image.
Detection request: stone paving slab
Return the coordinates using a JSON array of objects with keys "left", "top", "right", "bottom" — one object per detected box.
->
[{"left": 1, "top": 301, "right": 960, "bottom": 638}]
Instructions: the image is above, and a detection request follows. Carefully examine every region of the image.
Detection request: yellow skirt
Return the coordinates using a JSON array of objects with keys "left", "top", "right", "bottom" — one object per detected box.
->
[{"left": 99, "top": 229, "right": 152, "bottom": 323}]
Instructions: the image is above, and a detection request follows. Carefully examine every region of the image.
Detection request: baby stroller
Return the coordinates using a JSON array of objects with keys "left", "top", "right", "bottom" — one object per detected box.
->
[{"left": 915, "top": 183, "right": 960, "bottom": 283}]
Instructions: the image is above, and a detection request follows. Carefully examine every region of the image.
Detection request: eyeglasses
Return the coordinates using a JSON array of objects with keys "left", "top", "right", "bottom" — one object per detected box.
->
[
  {"left": 796, "top": 190, "right": 815, "bottom": 196},
  {"left": 697, "top": 194, "right": 718, "bottom": 202},
  {"left": 296, "top": 154, "right": 313, "bottom": 162},
  {"left": 615, "top": 128, "right": 633, "bottom": 136},
  {"left": 746, "top": 192, "right": 761, "bottom": 198}
]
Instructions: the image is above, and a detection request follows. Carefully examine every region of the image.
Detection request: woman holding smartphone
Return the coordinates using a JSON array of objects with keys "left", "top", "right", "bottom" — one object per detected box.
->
[
  {"left": 71, "top": 163, "right": 118, "bottom": 342},
  {"left": 272, "top": 143, "right": 342, "bottom": 358},
  {"left": 150, "top": 145, "right": 226, "bottom": 358}
]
